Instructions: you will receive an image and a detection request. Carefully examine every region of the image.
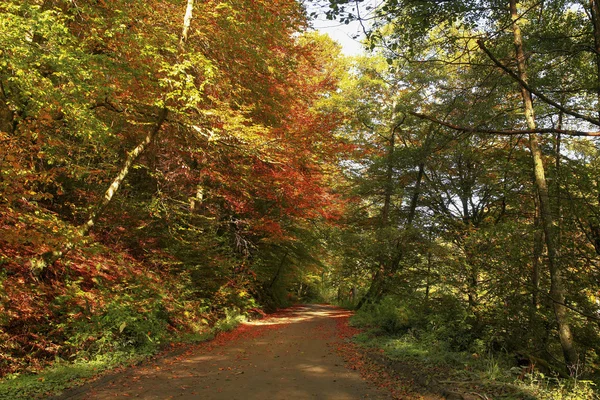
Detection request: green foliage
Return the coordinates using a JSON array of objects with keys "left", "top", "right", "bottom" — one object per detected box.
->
[
  {"left": 351, "top": 302, "right": 598, "bottom": 399},
  {"left": 352, "top": 297, "right": 411, "bottom": 335},
  {"left": 0, "top": 354, "right": 139, "bottom": 400},
  {"left": 213, "top": 308, "right": 247, "bottom": 333},
  {"left": 520, "top": 372, "right": 598, "bottom": 400},
  {"left": 352, "top": 295, "right": 476, "bottom": 351},
  {"left": 92, "top": 296, "right": 168, "bottom": 352},
  {"left": 422, "top": 295, "right": 477, "bottom": 352}
]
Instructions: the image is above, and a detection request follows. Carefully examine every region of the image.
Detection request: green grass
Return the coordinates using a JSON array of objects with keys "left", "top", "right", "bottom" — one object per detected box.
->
[
  {"left": 350, "top": 319, "right": 598, "bottom": 399},
  {"left": 0, "top": 310, "right": 249, "bottom": 400},
  {"left": 0, "top": 351, "right": 146, "bottom": 400}
]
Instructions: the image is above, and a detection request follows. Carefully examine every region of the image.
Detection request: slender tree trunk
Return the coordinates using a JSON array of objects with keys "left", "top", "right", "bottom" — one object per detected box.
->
[
  {"left": 179, "top": 0, "right": 194, "bottom": 50},
  {"left": 594, "top": 179, "right": 600, "bottom": 255},
  {"left": 81, "top": 108, "right": 168, "bottom": 234},
  {"left": 588, "top": 1, "right": 600, "bottom": 255},
  {"left": 554, "top": 123, "right": 562, "bottom": 254},
  {"left": 379, "top": 134, "right": 428, "bottom": 295},
  {"left": 407, "top": 162, "right": 425, "bottom": 228},
  {"left": 590, "top": 0, "right": 600, "bottom": 120},
  {"left": 468, "top": 265, "right": 478, "bottom": 309},
  {"left": 425, "top": 245, "right": 432, "bottom": 301},
  {"left": 358, "top": 117, "right": 428, "bottom": 309},
  {"left": 532, "top": 197, "right": 543, "bottom": 311},
  {"left": 357, "top": 117, "right": 398, "bottom": 309},
  {"left": 510, "top": 0, "right": 578, "bottom": 369},
  {"left": 356, "top": 259, "right": 385, "bottom": 309},
  {"left": 381, "top": 129, "right": 395, "bottom": 225},
  {"left": 268, "top": 250, "right": 288, "bottom": 289},
  {"left": 32, "top": 0, "right": 197, "bottom": 272}
]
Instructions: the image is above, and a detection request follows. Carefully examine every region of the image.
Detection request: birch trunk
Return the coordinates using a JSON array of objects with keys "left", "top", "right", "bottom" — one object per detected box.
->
[{"left": 33, "top": 0, "right": 197, "bottom": 271}]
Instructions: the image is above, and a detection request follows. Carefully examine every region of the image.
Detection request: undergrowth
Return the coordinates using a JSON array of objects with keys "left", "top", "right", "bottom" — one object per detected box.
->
[
  {"left": 0, "top": 307, "right": 249, "bottom": 399},
  {"left": 349, "top": 296, "right": 599, "bottom": 400},
  {"left": 0, "top": 233, "right": 262, "bottom": 399}
]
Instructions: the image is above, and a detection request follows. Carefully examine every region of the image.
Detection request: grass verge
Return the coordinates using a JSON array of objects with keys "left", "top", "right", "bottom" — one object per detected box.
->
[{"left": 0, "top": 310, "right": 248, "bottom": 400}]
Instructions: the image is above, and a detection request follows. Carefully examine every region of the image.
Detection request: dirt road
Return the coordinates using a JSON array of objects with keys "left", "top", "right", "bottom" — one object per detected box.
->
[{"left": 58, "top": 304, "right": 393, "bottom": 400}]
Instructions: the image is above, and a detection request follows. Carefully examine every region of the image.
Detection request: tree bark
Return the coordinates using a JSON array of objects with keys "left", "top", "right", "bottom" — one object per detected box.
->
[
  {"left": 381, "top": 126, "right": 395, "bottom": 226},
  {"left": 407, "top": 162, "right": 425, "bottom": 228},
  {"left": 269, "top": 250, "right": 289, "bottom": 289},
  {"left": 179, "top": 0, "right": 194, "bottom": 50},
  {"left": 587, "top": 1, "right": 600, "bottom": 255},
  {"left": 425, "top": 246, "right": 432, "bottom": 301},
  {"left": 357, "top": 113, "right": 399, "bottom": 309},
  {"left": 509, "top": 0, "right": 578, "bottom": 370},
  {"left": 532, "top": 198, "right": 543, "bottom": 311},
  {"left": 357, "top": 124, "right": 429, "bottom": 309},
  {"left": 81, "top": 107, "right": 168, "bottom": 234},
  {"left": 31, "top": 0, "right": 197, "bottom": 271},
  {"left": 590, "top": 0, "right": 600, "bottom": 120}
]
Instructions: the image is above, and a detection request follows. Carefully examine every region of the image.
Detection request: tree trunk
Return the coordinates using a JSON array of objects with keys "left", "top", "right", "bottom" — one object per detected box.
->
[
  {"left": 588, "top": 1, "right": 600, "bottom": 255},
  {"left": 532, "top": 198, "right": 543, "bottom": 311},
  {"left": 381, "top": 127, "right": 395, "bottom": 226},
  {"left": 509, "top": 0, "right": 578, "bottom": 370},
  {"left": 179, "top": 0, "right": 194, "bottom": 50},
  {"left": 31, "top": 0, "right": 197, "bottom": 272},
  {"left": 81, "top": 108, "right": 168, "bottom": 234},
  {"left": 356, "top": 267, "right": 385, "bottom": 309},
  {"left": 357, "top": 116, "right": 398, "bottom": 309},
  {"left": 590, "top": 0, "right": 600, "bottom": 120},
  {"left": 269, "top": 250, "right": 288, "bottom": 289},
  {"left": 407, "top": 162, "right": 425, "bottom": 228},
  {"left": 358, "top": 128, "right": 429, "bottom": 309},
  {"left": 425, "top": 248, "right": 432, "bottom": 301}
]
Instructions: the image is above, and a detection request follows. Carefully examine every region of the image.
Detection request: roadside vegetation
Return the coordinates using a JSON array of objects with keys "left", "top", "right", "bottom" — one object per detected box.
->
[
  {"left": 345, "top": 296, "right": 598, "bottom": 399},
  {"left": 2, "top": 0, "right": 600, "bottom": 399}
]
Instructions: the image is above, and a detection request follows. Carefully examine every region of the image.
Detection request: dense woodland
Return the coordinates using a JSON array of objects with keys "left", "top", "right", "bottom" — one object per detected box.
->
[{"left": 2, "top": 0, "right": 600, "bottom": 397}]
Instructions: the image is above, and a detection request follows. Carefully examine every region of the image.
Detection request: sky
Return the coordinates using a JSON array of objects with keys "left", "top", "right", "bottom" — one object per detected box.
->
[
  {"left": 311, "top": 17, "right": 366, "bottom": 56},
  {"left": 306, "top": 0, "right": 381, "bottom": 56}
]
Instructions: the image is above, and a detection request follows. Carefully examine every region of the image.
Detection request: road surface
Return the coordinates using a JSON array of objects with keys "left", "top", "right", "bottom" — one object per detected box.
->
[{"left": 58, "top": 304, "right": 392, "bottom": 400}]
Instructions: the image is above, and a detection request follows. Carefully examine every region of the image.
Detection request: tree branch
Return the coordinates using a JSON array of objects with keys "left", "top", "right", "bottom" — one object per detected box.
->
[
  {"left": 409, "top": 111, "right": 600, "bottom": 137},
  {"left": 477, "top": 39, "right": 600, "bottom": 127}
]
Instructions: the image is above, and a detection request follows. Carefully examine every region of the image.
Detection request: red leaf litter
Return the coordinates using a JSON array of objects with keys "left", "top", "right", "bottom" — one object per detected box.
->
[
  {"left": 334, "top": 309, "right": 414, "bottom": 400},
  {"left": 180, "top": 306, "right": 304, "bottom": 357}
]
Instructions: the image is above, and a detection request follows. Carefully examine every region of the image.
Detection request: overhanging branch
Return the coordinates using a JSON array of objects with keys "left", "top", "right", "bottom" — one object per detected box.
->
[
  {"left": 409, "top": 111, "right": 600, "bottom": 137},
  {"left": 477, "top": 39, "right": 600, "bottom": 128}
]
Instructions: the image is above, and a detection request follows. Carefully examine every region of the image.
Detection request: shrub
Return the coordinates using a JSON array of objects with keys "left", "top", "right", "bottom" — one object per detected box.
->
[{"left": 352, "top": 296, "right": 411, "bottom": 335}]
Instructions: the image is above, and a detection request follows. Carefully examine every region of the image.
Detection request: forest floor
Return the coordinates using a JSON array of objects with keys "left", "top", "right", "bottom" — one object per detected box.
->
[{"left": 48, "top": 304, "right": 482, "bottom": 400}]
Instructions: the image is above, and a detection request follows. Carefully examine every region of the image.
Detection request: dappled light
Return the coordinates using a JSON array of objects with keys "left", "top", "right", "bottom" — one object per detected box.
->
[
  {"left": 58, "top": 305, "right": 398, "bottom": 400},
  {"left": 2, "top": 0, "right": 600, "bottom": 399}
]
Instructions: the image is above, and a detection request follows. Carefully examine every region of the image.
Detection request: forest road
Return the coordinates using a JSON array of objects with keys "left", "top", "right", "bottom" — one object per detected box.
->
[{"left": 58, "top": 304, "right": 393, "bottom": 400}]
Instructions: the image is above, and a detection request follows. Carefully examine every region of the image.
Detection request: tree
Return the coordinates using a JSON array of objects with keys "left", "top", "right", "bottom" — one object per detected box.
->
[{"left": 323, "top": 0, "right": 600, "bottom": 372}]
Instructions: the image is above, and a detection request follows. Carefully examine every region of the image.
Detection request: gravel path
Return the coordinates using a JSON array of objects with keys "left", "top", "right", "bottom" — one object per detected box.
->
[{"left": 58, "top": 304, "right": 392, "bottom": 400}]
